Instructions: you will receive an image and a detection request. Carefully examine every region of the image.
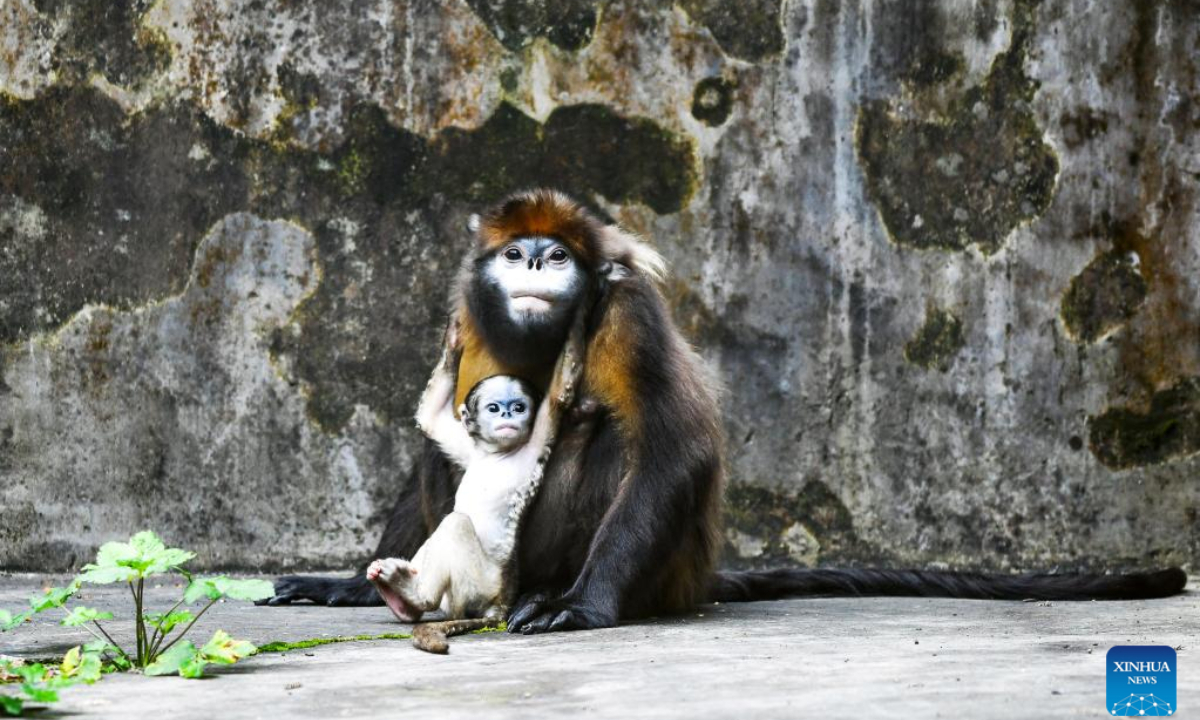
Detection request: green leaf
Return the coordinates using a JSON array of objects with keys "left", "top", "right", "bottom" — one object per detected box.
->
[
  {"left": 131, "top": 531, "right": 195, "bottom": 575},
  {"left": 42, "top": 676, "right": 76, "bottom": 692},
  {"left": 94, "top": 540, "right": 137, "bottom": 566},
  {"left": 182, "top": 578, "right": 219, "bottom": 604},
  {"left": 144, "top": 641, "right": 198, "bottom": 677},
  {"left": 76, "top": 564, "right": 138, "bottom": 585},
  {"left": 129, "top": 531, "right": 165, "bottom": 556},
  {"left": 199, "top": 630, "right": 256, "bottom": 665},
  {"left": 79, "top": 531, "right": 195, "bottom": 584},
  {"left": 0, "top": 610, "right": 30, "bottom": 633},
  {"left": 179, "top": 656, "right": 208, "bottom": 679},
  {"left": 61, "top": 647, "right": 81, "bottom": 674},
  {"left": 0, "top": 695, "right": 23, "bottom": 716},
  {"left": 219, "top": 578, "right": 274, "bottom": 601},
  {"left": 28, "top": 583, "right": 80, "bottom": 612},
  {"left": 61, "top": 606, "right": 114, "bottom": 627},
  {"left": 82, "top": 639, "right": 110, "bottom": 653},
  {"left": 81, "top": 639, "right": 131, "bottom": 669},
  {"left": 20, "top": 685, "right": 57, "bottom": 703},
  {"left": 13, "top": 664, "right": 47, "bottom": 685},
  {"left": 184, "top": 576, "right": 274, "bottom": 604},
  {"left": 60, "top": 647, "right": 102, "bottom": 685},
  {"left": 144, "top": 609, "right": 194, "bottom": 635}
]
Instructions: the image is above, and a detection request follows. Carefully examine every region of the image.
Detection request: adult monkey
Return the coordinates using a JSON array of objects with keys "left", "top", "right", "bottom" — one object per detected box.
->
[{"left": 264, "top": 189, "right": 1187, "bottom": 630}]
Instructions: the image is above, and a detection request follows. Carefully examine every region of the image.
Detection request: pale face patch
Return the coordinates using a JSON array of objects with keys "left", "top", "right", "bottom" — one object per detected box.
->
[
  {"left": 483, "top": 237, "right": 584, "bottom": 321},
  {"left": 466, "top": 376, "right": 536, "bottom": 451}
]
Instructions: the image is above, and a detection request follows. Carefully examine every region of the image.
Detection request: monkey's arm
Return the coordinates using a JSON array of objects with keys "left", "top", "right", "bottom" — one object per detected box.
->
[
  {"left": 415, "top": 325, "right": 474, "bottom": 468},
  {"left": 418, "top": 375, "right": 474, "bottom": 468}
]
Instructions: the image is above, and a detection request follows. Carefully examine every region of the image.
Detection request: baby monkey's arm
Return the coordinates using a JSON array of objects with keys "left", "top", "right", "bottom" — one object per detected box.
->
[{"left": 415, "top": 323, "right": 474, "bottom": 467}]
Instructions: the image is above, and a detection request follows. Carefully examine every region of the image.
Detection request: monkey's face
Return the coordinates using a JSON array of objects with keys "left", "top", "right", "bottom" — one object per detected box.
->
[
  {"left": 467, "top": 235, "right": 589, "bottom": 369},
  {"left": 484, "top": 237, "right": 585, "bottom": 322},
  {"left": 462, "top": 376, "right": 537, "bottom": 452}
]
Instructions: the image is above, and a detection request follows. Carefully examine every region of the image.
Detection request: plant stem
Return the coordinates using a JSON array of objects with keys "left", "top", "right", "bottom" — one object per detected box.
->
[
  {"left": 56, "top": 606, "right": 131, "bottom": 663},
  {"left": 147, "top": 597, "right": 186, "bottom": 659},
  {"left": 91, "top": 621, "right": 130, "bottom": 662},
  {"left": 59, "top": 607, "right": 107, "bottom": 646},
  {"left": 131, "top": 579, "right": 146, "bottom": 666},
  {"left": 155, "top": 598, "right": 217, "bottom": 657}
]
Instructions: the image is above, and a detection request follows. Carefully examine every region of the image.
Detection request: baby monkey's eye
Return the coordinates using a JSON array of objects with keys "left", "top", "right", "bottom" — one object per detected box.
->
[
  {"left": 513, "top": 403, "right": 526, "bottom": 413},
  {"left": 503, "top": 247, "right": 523, "bottom": 261},
  {"left": 486, "top": 403, "right": 500, "bottom": 413},
  {"left": 548, "top": 247, "right": 569, "bottom": 263}
]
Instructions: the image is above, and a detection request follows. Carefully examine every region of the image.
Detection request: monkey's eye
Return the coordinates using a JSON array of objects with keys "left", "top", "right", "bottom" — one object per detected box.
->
[
  {"left": 547, "top": 247, "right": 569, "bottom": 264},
  {"left": 503, "top": 247, "right": 523, "bottom": 262},
  {"left": 486, "top": 403, "right": 500, "bottom": 413},
  {"left": 512, "top": 403, "right": 526, "bottom": 413}
]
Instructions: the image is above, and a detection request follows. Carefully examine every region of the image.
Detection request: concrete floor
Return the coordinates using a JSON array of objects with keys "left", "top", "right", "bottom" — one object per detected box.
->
[{"left": 1, "top": 573, "right": 1195, "bottom": 719}]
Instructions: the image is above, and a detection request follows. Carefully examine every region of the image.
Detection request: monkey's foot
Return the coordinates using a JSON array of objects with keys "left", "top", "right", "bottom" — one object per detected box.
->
[
  {"left": 507, "top": 591, "right": 617, "bottom": 634},
  {"left": 367, "top": 558, "right": 423, "bottom": 622}
]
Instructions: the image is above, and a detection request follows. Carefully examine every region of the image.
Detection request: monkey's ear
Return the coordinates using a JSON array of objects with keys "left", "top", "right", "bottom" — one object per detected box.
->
[
  {"left": 458, "top": 404, "right": 471, "bottom": 422},
  {"left": 466, "top": 214, "right": 481, "bottom": 234}
]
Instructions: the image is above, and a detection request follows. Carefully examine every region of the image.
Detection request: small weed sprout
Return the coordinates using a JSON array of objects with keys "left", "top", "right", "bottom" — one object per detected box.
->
[{"left": 1, "top": 530, "right": 273, "bottom": 713}]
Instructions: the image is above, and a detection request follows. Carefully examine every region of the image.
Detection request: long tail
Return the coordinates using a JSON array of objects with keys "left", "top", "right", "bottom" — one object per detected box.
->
[
  {"left": 709, "top": 567, "right": 1187, "bottom": 602},
  {"left": 412, "top": 618, "right": 498, "bottom": 654}
]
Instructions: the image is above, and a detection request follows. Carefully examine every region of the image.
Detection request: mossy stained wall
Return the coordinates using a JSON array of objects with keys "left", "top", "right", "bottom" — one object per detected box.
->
[{"left": 1, "top": 0, "right": 1197, "bottom": 573}]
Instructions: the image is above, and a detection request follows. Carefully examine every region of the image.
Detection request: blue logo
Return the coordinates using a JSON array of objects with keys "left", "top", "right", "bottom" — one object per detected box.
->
[{"left": 1107, "top": 645, "right": 1176, "bottom": 716}]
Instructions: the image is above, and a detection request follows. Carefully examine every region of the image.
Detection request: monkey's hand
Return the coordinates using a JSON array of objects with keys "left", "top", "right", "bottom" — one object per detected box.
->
[
  {"left": 505, "top": 591, "right": 616, "bottom": 634},
  {"left": 443, "top": 314, "right": 462, "bottom": 351},
  {"left": 547, "top": 308, "right": 587, "bottom": 415}
]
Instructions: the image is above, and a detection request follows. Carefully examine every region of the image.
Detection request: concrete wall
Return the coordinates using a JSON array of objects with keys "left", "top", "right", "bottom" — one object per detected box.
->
[{"left": 1, "top": 0, "right": 1197, "bottom": 573}]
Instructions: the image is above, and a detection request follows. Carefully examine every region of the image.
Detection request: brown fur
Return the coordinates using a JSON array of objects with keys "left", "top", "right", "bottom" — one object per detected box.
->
[
  {"left": 452, "top": 315, "right": 554, "bottom": 410},
  {"left": 412, "top": 618, "right": 497, "bottom": 654},
  {"left": 450, "top": 189, "right": 668, "bottom": 415},
  {"left": 476, "top": 189, "right": 606, "bottom": 266},
  {"left": 452, "top": 189, "right": 724, "bottom": 626}
]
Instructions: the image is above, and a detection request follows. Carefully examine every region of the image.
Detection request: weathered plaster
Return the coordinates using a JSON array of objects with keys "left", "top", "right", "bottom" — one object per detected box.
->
[{"left": 1, "top": 0, "right": 1198, "bottom": 572}]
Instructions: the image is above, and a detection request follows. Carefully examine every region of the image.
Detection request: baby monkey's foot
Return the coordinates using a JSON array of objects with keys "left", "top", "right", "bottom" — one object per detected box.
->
[{"left": 367, "top": 558, "right": 422, "bottom": 623}]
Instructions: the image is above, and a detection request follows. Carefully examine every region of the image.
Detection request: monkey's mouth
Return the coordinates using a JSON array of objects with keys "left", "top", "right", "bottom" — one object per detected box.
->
[
  {"left": 493, "top": 424, "right": 521, "bottom": 436},
  {"left": 509, "top": 293, "right": 554, "bottom": 312}
]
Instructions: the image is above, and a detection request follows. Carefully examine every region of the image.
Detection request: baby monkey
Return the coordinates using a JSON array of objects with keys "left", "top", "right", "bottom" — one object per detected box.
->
[{"left": 368, "top": 322, "right": 581, "bottom": 653}]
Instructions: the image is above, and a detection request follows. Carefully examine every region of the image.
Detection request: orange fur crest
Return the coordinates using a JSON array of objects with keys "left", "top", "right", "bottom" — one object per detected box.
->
[{"left": 476, "top": 189, "right": 605, "bottom": 267}]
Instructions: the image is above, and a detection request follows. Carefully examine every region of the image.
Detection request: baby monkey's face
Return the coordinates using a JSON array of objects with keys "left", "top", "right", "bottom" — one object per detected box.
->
[{"left": 464, "top": 376, "right": 537, "bottom": 451}]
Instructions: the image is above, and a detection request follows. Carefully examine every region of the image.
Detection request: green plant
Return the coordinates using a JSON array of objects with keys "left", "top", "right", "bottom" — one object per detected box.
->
[
  {"left": 0, "top": 646, "right": 103, "bottom": 716},
  {"left": 2, "top": 531, "right": 272, "bottom": 679}
]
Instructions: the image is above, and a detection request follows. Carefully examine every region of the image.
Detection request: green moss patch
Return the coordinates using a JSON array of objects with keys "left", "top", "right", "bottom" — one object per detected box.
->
[
  {"left": 1060, "top": 250, "right": 1147, "bottom": 343},
  {"left": 856, "top": 0, "right": 1058, "bottom": 254},
  {"left": 32, "top": 0, "right": 169, "bottom": 87},
  {"left": 463, "top": 0, "right": 604, "bottom": 51},
  {"left": 678, "top": 0, "right": 784, "bottom": 62},
  {"left": 723, "top": 481, "right": 861, "bottom": 569},
  {"left": 1088, "top": 378, "right": 1200, "bottom": 469},
  {"left": 904, "top": 308, "right": 964, "bottom": 371},
  {"left": 255, "top": 633, "right": 413, "bottom": 654}
]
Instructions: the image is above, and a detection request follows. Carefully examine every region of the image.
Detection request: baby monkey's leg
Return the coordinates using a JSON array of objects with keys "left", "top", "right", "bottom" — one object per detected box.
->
[
  {"left": 419, "top": 512, "right": 500, "bottom": 618},
  {"left": 369, "top": 512, "right": 495, "bottom": 623},
  {"left": 367, "top": 558, "right": 422, "bottom": 622}
]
